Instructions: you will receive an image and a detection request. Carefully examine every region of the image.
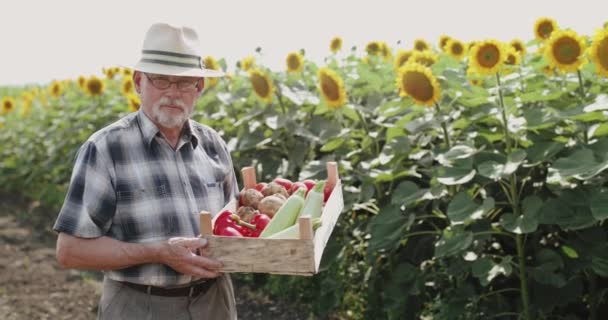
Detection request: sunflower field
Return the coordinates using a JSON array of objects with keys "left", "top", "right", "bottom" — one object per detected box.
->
[{"left": 3, "top": 17, "right": 608, "bottom": 319}]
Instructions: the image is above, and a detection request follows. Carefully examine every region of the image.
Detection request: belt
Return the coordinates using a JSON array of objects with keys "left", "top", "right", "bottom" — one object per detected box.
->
[{"left": 119, "top": 278, "right": 216, "bottom": 298}]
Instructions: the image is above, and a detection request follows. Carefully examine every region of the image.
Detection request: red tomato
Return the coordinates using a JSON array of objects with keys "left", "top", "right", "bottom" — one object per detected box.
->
[
  {"left": 301, "top": 179, "right": 316, "bottom": 192},
  {"left": 254, "top": 182, "right": 267, "bottom": 192},
  {"left": 323, "top": 184, "right": 333, "bottom": 203}
]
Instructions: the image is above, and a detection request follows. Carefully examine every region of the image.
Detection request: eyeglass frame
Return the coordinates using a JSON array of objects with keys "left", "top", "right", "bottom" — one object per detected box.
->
[{"left": 143, "top": 73, "right": 203, "bottom": 92}]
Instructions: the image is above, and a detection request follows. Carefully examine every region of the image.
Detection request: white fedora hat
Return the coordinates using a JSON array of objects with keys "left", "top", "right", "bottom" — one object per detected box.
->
[{"left": 133, "top": 23, "right": 224, "bottom": 78}]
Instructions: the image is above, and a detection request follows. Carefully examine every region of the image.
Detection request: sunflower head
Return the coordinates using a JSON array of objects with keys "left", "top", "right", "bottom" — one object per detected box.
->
[
  {"left": 77, "top": 75, "right": 86, "bottom": 89},
  {"left": 86, "top": 76, "right": 105, "bottom": 96},
  {"left": 379, "top": 42, "right": 392, "bottom": 60},
  {"left": 410, "top": 50, "right": 438, "bottom": 67},
  {"left": 468, "top": 40, "right": 507, "bottom": 75},
  {"left": 396, "top": 63, "right": 441, "bottom": 107},
  {"left": 203, "top": 56, "right": 220, "bottom": 86},
  {"left": 49, "top": 81, "right": 63, "bottom": 97},
  {"left": 544, "top": 29, "right": 587, "bottom": 73},
  {"left": 127, "top": 94, "right": 141, "bottom": 112},
  {"left": 589, "top": 28, "right": 608, "bottom": 77},
  {"left": 439, "top": 35, "right": 452, "bottom": 51},
  {"left": 330, "top": 36, "right": 343, "bottom": 53},
  {"left": 286, "top": 52, "right": 304, "bottom": 73},
  {"left": 240, "top": 56, "right": 256, "bottom": 72},
  {"left": 446, "top": 39, "right": 467, "bottom": 60},
  {"left": 122, "top": 68, "right": 133, "bottom": 77},
  {"left": 103, "top": 67, "right": 117, "bottom": 80},
  {"left": 318, "top": 67, "right": 347, "bottom": 109},
  {"left": 1, "top": 96, "right": 15, "bottom": 115},
  {"left": 413, "top": 38, "right": 430, "bottom": 52},
  {"left": 20, "top": 93, "right": 33, "bottom": 117},
  {"left": 542, "top": 65, "right": 556, "bottom": 77},
  {"left": 366, "top": 41, "right": 382, "bottom": 56},
  {"left": 249, "top": 69, "right": 273, "bottom": 103},
  {"left": 510, "top": 39, "right": 527, "bottom": 56},
  {"left": 468, "top": 78, "right": 483, "bottom": 87},
  {"left": 122, "top": 78, "right": 134, "bottom": 96},
  {"left": 534, "top": 17, "right": 558, "bottom": 41},
  {"left": 504, "top": 47, "right": 522, "bottom": 66},
  {"left": 394, "top": 50, "right": 413, "bottom": 70}
]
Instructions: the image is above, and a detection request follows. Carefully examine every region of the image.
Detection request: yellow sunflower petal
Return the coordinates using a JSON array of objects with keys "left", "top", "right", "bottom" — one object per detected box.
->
[
  {"left": 439, "top": 35, "right": 452, "bottom": 52},
  {"left": 203, "top": 56, "right": 220, "bottom": 86},
  {"left": 49, "top": 80, "right": 63, "bottom": 97},
  {"left": 394, "top": 50, "right": 413, "bottom": 70},
  {"left": 409, "top": 50, "right": 438, "bottom": 67},
  {"left": 240, "top": 56, "right": 255, "bottom": 72},
  {"left": 318, "top": 67, "right": 347, "bottom": 109},
  {"left": 396, "top": 63, "right": 441, "bottom": 106},
  {"left": 510, "top": 39, "right": 527, "bottom": 56}
]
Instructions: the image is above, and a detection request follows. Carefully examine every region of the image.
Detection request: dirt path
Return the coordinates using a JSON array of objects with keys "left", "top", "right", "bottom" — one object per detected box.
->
[{"left": 0, "top": 199, "right": 311, "bottom": 320}]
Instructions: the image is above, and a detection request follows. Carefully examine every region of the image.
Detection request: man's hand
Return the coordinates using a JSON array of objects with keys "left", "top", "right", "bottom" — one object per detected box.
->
[{"left": 159, "top": 237, "right": 222, "bottom": 278}]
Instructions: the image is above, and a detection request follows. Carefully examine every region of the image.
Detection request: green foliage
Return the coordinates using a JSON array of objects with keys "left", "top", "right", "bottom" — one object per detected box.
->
[{"left": 3, "top": 40, "right": 608, "bottom": 319}]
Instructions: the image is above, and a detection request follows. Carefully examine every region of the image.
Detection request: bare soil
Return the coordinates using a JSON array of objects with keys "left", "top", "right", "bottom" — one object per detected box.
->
[{"left": 0, "top": 195, "right": 312, "bottom": 320}]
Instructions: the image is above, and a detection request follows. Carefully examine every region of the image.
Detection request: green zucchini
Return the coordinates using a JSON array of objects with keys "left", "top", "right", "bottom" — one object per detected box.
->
[{"left": 259, "top": 188, "right": 306, "bottom": 238}]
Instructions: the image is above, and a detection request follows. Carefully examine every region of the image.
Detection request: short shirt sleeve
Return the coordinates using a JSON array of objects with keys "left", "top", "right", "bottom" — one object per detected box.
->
[{"left": 53, "top": 141, "right": 116, "bottom": 238}]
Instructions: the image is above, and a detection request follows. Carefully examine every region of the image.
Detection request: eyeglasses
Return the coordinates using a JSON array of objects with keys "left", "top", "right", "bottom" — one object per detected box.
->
[{"left": 143, "top": 73, "right": 200, "bottom": 92}]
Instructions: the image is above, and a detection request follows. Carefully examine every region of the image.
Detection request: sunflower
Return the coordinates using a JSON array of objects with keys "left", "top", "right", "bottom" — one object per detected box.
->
[
  {"left": 103, "top": 67, "right": 117, "bottom": 79},
  {"left": 240, "top": 56, "right": 255, "bottom": 72},
  {"left": 127, "top": 94, "right": 141, "bottom": 112},
  {"left": 504, "top": 47, "right": 522, "bottom": 66},
  {"left": 589, "top": 28, "right": 608, "bottom": 77},
  {"left": 380, "top": 42, "right": 392, "bottom": 60},
  {"left": 413, "top": 38, "right": 430, "bottom": 52},
  {"left": 286, "top": 52, "right": 304, "bottom": 73},
  {"left": 20, "top": 92, "right": 33, "bottom": 117},
  {"left": 122, "top": 68, "right": 133, "bottom": 77},
  {"left": 534, "top": 17, "right": 558, "bottom": 41},
  {"left": 77, "top": 75, "right": 86, "bottom": 89},
  {"left": 86, "top": 76, "right": 105, "bottom": 96},
  {"left": 396, "top": 63, "right": 441, "bottom": 106},
  {"left": 510, "top": 39, "right": 526, "bottom": 56},
  {"left": 468, "top": 40, "right": 507, "bottom": 75},
  {"left": 49, "top": 80, "right": 63, "bottom": 97},
  {"left": 544, "top": 29, "right": 587, "bottom": 73},
  {"left": 394, "top": 50, "right": 413, "bottom": 70},
  {"left": 330, "top": 36, "right": 343, "bottom": 53},
  {"left": 409, "top": 50, "right": 438, "bottom": 67},
  {"left": 446, "top": 39, "right": 467, "bottom": 60},
  {"left": 121, "top": 77, "right": 134, "bottom": 96},
  {"left": 1, "top": 96, "right": 15, "bottom": 115},
  {"left": 366, "top": 41, "right": 382, "bottom": 56},
  {"left": 203, "top": 56, "right": 221, "bottom": 86},
  {"left": 542, "top": 65, "right": 556, "bottom": 77},
  {"left": 249, "top": 69, "right": 273, "bottom": 103},
  {"left": 318, "top": 67, "right": 347, "bottom": 109},
  {"left": 468, "top": 78, "right": 483, "bottom": 87},
  {"left": 439, "top": 35, "right": 452, "bottom": 51}
]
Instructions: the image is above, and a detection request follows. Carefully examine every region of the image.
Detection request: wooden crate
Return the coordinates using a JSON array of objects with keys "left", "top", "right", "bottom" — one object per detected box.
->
[{"left": 199, "top": 162, "right": 344, "bottom": 276}]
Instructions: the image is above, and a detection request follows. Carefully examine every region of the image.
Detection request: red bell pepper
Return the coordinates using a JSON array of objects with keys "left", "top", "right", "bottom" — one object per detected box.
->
[
  {"left": 249, "top": 213, "right": 271, "bottom": 237},
  {"left": 213, "top": 210, "right": 246, "bottom": 237}
]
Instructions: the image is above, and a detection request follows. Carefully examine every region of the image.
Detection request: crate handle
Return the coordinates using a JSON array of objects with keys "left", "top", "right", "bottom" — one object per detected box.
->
[
  {"left": 326, "top": 161, "right": 339, "bottom": 192},
  {"left": 241, "top": 166, "right": 257, "bottom": 190},
  {"left": 199, "top": 211, "right": 213, "bottom": 236},
  {"left": 298, "top": 216, "right": 313, "bottom": 240}
]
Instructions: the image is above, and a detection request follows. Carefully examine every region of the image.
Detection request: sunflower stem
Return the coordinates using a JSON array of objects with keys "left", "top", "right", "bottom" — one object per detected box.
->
[
  {"left": 354, "top": 108, "right": 379, "bottom": 155},
  {"left": 495, "top": 73, "right": 512, "bottom": 153},
  {"left": 434, "top": 102, "right": 451, "bottom": 149},
  {"left": 577, "top": 70, "right": 585, "bottom": 98}
]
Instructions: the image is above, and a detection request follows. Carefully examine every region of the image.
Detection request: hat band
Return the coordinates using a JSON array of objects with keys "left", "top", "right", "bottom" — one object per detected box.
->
[{"left": 140, "top": 50, "right": 203, "bottom": 69}]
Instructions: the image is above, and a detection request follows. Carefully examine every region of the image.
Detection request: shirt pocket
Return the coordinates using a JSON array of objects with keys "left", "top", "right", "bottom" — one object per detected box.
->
[{"left": 200, "top": 179, "right": 226, "bottom": 215}]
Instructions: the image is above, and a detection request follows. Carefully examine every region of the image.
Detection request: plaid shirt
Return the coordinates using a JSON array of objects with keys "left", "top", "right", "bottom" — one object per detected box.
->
[{"left": 53, "top": 110, "right": 238, "bottom": 286}]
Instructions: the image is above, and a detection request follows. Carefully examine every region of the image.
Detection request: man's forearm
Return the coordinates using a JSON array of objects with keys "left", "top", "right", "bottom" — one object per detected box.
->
[{"left": 56, "top": 233, "right": 163, "bottom": 271}]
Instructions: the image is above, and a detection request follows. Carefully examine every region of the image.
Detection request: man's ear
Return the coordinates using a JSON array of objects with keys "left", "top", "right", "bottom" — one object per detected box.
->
[{"left": 133, "top": 71, "right": 142, "bottom": 94}]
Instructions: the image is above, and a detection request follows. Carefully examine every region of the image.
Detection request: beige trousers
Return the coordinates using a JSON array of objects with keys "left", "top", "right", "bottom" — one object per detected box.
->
[{"left": 97, "top": 275, "right": 237, "bottom": 320}]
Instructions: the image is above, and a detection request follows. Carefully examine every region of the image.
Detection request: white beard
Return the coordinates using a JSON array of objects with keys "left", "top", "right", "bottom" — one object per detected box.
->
[{"left": 150, "top": 97, "right": 192, "bottom": 129}]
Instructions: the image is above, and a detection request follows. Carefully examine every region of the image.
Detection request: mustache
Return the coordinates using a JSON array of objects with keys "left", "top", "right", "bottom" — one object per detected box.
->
[{"left": 157, "top": 97, "right": 186, "bottom": 109}]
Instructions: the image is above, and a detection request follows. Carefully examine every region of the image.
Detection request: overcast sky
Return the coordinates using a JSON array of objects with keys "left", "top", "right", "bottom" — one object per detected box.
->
[{"left": 1, "top": 0, "right": 607, "bottom": 86}]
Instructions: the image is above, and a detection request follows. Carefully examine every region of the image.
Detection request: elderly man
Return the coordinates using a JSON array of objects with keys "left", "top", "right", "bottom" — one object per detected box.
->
[{"left": 54, "top": 23, "right": 238, "bottom": 319}]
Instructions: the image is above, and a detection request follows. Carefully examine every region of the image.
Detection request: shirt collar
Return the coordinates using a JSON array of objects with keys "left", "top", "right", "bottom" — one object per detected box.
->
[{"left": 137, "top": 109, "right": 199, "bottom": 149}]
